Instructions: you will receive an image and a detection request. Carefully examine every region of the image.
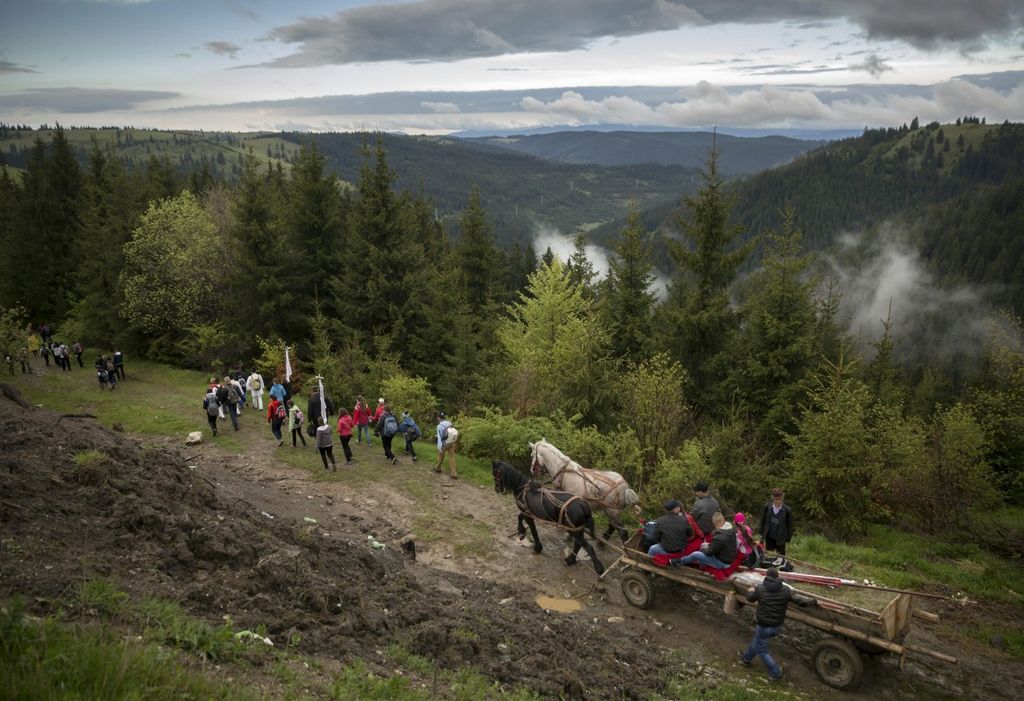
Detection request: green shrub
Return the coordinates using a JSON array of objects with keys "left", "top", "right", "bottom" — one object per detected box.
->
[
  {"left": 382, "top": 374, "right": 438, "bottom": 427},
  {"left": 645, "top": 440, "right": 709, "bottom": 517}
]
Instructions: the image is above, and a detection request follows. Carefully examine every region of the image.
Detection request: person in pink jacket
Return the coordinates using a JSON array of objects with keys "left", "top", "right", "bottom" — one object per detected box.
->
[
  {"left": 353, "top": 395, "right": 372, "bottom": 446},
  {"left": 337, "top": 408, "right": 355, "bottom": 464}
]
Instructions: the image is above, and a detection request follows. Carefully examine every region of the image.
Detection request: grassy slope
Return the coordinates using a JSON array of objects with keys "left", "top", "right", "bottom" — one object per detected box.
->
[{"left": 8, "top": 360, "right": 1024, "bottom": 697}]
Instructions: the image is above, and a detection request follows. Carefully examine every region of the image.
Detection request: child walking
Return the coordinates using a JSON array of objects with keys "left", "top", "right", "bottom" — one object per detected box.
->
[
  {"left": 315, "top": 416, "right": 337, "bottom": 471},
  {"left": 288, "top": 399, "right": 307, "bottom": 447}
]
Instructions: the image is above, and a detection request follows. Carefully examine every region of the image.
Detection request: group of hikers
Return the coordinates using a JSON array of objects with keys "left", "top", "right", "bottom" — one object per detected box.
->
[
  {"left": 201, "top": 372, "right": 461, "bottom": 478},
  {"left": 4, "top": 325, "right": 125, "bottom": 388},
  {"left": 641, "top": 483, "right": 807, "bottom": 681}
]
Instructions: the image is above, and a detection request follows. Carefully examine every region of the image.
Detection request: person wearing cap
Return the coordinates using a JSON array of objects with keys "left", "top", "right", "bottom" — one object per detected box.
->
[
  {"left": 734, "top": 512, "right": 759, "bottom": 568},
  {"left": 739, "top": 567, "right": 817, "bottom": 681},
  {"left": 372, "top": 397, "right": 386, "bottom": 425},
  {"left": 646, "top": 499, "right": 694, "bottom": 558},
  {"left": 690, "top": 481, "right": 720, "bottom": 537},
  {"left": 433, "top": 412, "right": 457, "bottom": 479},
  {"left": 758, "top": 488, "right": 794, "bottom": 556}
]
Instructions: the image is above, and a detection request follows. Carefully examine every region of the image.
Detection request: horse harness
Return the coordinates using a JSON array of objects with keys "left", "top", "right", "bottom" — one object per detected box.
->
[
  {"left": 515, "top": 485, "right": 587, "bottom": 533},
  {"left": 537, "top": 454, "right": 628, "bottom": 511}
]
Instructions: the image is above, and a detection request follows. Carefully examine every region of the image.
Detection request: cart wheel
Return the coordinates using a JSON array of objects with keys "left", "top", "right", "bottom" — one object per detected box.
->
[
  {"left": 812, "top": 638, "right": 865, "bottom": 690},
  {"left": 621, "top": 572, "right": 655, "bottom": 609}
]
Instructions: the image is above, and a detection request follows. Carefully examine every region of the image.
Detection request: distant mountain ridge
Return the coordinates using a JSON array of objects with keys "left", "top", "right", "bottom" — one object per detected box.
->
[{"left": 464, "top": 130, "right": 826, "bottom": 174}]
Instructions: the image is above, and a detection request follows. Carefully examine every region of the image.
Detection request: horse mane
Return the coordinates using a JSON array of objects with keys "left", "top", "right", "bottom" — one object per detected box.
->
[
  {"left": 536, "top": 439, "right": 579, "bottom": 471},
  {"left": 495, "top": 460, "right": 528, "bottom": 492}
]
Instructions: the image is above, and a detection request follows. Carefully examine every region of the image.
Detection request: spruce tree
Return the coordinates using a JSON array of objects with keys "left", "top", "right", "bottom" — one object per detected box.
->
[
  {"left": 455, "top": 186, "right": 498, "bottom": 312},
  {"left": 566, "top": 231, "right": 598, "bottom": 298},
  {"left": 604, "top": 210, "right": 655, "bottom": 362},
  {"left": 660, "top": 147, "right": 754, "bottom": 414}
]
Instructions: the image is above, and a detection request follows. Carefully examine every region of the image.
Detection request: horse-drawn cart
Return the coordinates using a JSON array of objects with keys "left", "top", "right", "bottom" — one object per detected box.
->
[{"left": 612, "top": 534, "right": 957, "bottom": 690}]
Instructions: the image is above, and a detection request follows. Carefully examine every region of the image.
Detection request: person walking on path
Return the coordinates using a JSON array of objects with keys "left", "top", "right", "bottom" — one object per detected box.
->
[
  {"left": 267, "top": 395, "right": 286, "bottom": 446},
  {"left": 399, "top": 411, "right": 421, "bottom": 462},
  {"left": 73, "top": 341, "right": 84, "bottom": 368},
  {"left": 4, "top": 353, "right": 14, "bottom": 375},
  {"left": 353, "top": 395, "right": 372, "bottom": 446},
  {"left": 113, "top": 350, "right": 125, "bottom": 380},
  {"left": 246, "top": 370, "right": 266, "bottom": 411},
  {"left": 203, "top": 386, "right": 220, "bottom": 437},
  {"left": 268, "top": 377, "right": 287, "bottom": 406},
  {"left": 40, "top": 343, "right": 51, "bottom": 367},
  {"left": 307, "top": 386, "right": 335, "bottom": 428},
  {"left": 105, "top": 356, "right": 118, "bottom": 390},
  {"left": 288, "top": 399, "right": 307, "bottom": 447},
  {"left": 432, "top": 412, "right": 458, "bottom": 479},
  {"left": 18, "top": 346, "right": 32, "bottom": 374},
  {"left": 336, "top": 409, "right": 355, "bottom": 464},
  {"left": 223, "top": 376, "right": 242, "bottom": 431},
  {"left": 376, "top": 404, "right": 400, "bottom": 464},
  {"left": 759, "top": 488, "right": 794, "bottom": 557},
  {"left": 739, "top": 567, "right": 817, "bottom": 681},
  {"left": 315, "top": 416, "right": 337, "bottom": 471}
]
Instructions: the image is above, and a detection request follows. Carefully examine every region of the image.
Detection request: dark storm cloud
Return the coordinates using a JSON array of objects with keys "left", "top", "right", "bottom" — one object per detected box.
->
[
  {"left": 0, "top": 60, "right": 37, "bottom": 74},
  {"left": 0, "top": 87, "right": 179, "bottom": 112},
  {"left": 205, "top": 41, "right": 242, "bottom": 58},
  {"left": 260, "top": 0, "right": 1023, "bottom": 67}
]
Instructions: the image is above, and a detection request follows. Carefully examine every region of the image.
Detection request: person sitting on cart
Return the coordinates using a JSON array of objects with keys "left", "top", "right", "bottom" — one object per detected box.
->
[
  {"left": 739, "top": 567, "right": 817, "bottom": 681},
  {"left": 675, "top": 512, "right": 736, "bottom": 570},
  {"left": 646, "top": 500, "right": 694, "bottom": 558},
  {"left": 690, "top": 481, "right": 720, "bottom": 540}
]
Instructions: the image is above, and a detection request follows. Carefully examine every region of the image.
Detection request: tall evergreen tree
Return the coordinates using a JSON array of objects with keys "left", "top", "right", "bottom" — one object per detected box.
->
[
  {"left": 603, "top": 210, "right": 655, "bottom": 362},
  {"left": 566, "top": 231, "right": 598, "bottom": 298},
  {"left": 287, "top": 142, "right": 346, "bottom": 324},
  {"left": 660, "top": 147, "right": 754, "bottom": 413},
  {"left": 455, "top": 186, "right": 499, "bottom": 312},
  {"left": 727, "top": 207, "right": 817, "bottom": 452}
]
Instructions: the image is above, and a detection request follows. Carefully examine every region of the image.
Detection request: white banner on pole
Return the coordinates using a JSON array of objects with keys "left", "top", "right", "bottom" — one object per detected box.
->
[
  {"left": 318, "top": 376, "right": 327, "bottom": 425},
  {"left": 284, "top": 346, "right": 292, "bottom": 383}
]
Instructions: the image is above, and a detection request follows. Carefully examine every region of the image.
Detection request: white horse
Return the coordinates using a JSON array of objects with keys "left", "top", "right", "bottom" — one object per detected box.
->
[{"left": 529, "top": 439, "right": 640, "bottom": 542}]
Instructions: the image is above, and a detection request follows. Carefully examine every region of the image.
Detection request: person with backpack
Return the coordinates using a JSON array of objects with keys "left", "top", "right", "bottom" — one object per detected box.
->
[
  {"left": 40, "top": 343, "right": 51, "bottom": 367},
  {"left": 246, "top": 370, "right": 266, "bottom": 410},
  {"left": 268, "top": 377, "right": 286, "bottom": 405},
  {"left": 433, "top": 412, "right": 458, "bottom": 479},
  {"left": 203, "top": 386, "right": 220, "bottom": 437},
  {"left": 73, "top": 341, "right": 84, "bottom": 368},
  {"left": 376, "top": 404, "right": 400, "bottom": 465},
  {"left": 222, "top": 376, "right": 242, "bottom": 431},
  {"left": 353, "top": 395, "right": 372, "bottom": 446},
  {"left": 336, "top": 408, "right": 355, "bottom": 464},
  {"left": 267, "top": 395, "right": 286, "bottom": 446},
  {"left": 104, "top": 355, "right": 117, "bottom": 390},
  {"left": 288, "top": 399, "right": 307, "bottom": 447},
  {"left": 399, "top": 411, "right": 421, "bottom": 462},
  {"left": 94, "top": 356, "right": 106, "bottom": 386},
  {"left": 315, "top": 415, "right": 337, "bottom": 471}
]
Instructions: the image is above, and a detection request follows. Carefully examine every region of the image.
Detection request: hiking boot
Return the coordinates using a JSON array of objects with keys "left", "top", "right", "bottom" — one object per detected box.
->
[
  {"left": 769, "top": 669, "right": 784, "bottom": 682},
  {"left": 738, "top": 651, "right": 751, "bottom": 667},
  {"left": 412, "top": 456, "right": 417, "bottom": 462},
  {"left": 391, "top": 457, "right": 398, "bottom": 465}
]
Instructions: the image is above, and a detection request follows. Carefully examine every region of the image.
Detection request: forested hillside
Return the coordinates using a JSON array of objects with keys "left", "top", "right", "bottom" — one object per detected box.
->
[
  {"left": 466, "top": 130, "right": 823, "bottom": 174},
  {"left": 1, "top": 122, "right": 1022, "bottom": 561},
  {"left": 0, "top": 125, "right": 701, "bottom": 249}
]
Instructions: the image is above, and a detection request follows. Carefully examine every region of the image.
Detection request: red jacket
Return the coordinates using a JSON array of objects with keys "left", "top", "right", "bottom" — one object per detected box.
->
[
  {"left": 337, "top": 414, "right": 354, "bottom": 437},
  {"left": 267, "top": 399, "right": 282, "bottom": 423},
  {"left": 353, "top": 403, "right": 370, "bottom": 426}
]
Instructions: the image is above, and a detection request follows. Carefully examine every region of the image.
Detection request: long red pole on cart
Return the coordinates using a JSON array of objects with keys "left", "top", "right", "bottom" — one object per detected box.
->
[{"left": 752, "top": 568, "right": 948, "bottom": 599}]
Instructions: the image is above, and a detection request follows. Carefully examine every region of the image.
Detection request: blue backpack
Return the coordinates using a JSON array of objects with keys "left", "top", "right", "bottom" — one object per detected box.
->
[{"left": 382, "top": 414, "right": 399, "bottom": 437}]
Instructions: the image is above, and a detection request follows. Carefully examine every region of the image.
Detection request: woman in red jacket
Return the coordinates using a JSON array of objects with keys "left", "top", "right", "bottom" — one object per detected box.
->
[
  {"left": 337, "top": 408, "right": 355, "bottom": 464},
  {"left": 353, "top": 395, "right": 372, "bottom": 447}
]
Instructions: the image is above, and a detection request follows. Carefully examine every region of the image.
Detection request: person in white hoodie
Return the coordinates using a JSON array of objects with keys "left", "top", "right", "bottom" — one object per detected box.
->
[{"left": 246, "top": 369, "right": 266, "bottom": 410}]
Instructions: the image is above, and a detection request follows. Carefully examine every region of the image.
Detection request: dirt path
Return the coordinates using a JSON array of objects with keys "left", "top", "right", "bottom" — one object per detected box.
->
[{"left": 171, "top": 422, "right": 1019, "bottom": 700}]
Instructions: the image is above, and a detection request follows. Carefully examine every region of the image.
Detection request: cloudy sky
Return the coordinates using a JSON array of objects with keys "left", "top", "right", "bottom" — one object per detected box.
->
[{"left": 1, "top": 0, "right": 1022, "bottom": 134}]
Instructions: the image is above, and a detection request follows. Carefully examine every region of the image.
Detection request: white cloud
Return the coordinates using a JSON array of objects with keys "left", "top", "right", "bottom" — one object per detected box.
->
[{"left": 421, "top": 101, "right": 461, "bottom": 113}]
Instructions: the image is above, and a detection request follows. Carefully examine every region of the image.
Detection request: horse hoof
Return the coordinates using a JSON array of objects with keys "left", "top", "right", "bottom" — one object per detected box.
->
[
  {"left": 533, "top": 544, "right": 543, "bottom": 554},
  {"left": 594, "top": 565, "right": 605, "bottom": 576}
]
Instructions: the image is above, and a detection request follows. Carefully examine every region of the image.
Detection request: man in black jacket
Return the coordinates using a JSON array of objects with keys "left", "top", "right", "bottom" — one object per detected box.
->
[
  {"left": 759, "top": 488, "right": 794, "bottom": 556},
  {"left": 678, "top": 512, "right": 736, "bottom": 569},
  {"left": 647, "top": 500, "right": 693, "bottom": 557},
  {"left": 740, "top": 567, "right": 816, "bottom": 681},
  {"left": 307, "top": 387, "right": 336, "bottom": 434}
]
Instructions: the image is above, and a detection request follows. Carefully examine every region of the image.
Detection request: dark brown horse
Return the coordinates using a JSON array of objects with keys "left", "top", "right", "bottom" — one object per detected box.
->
[{"left": 493, "top": 460, "right": 604, "bottom": 575}]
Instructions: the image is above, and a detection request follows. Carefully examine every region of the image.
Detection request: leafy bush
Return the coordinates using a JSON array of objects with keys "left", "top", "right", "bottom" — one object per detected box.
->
[
  {"left": 644, "top": 440, "right": 709, "bottom": 516},
  {"left": 381, "top": 374, "right": 438, "bottom": 427}
]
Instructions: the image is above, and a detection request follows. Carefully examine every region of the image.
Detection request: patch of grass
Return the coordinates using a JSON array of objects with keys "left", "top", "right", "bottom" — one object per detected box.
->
[
  {"left": 78, "top": 579, "right": 129, "bottom": 618},
  {"left": 330, "top": 659, "right": 428, "bottom": 700},
  {"left": 976, "top": 627, "right": 1024, "bottom": 659},
  {"left": 0, "top": 601, "right": 258, "bottom": 701},
  {"left": 384, "top": 643, "right": 433, "bottom": 676},
  {"left": 69, "top": 449, "right": 115, "bottom": 485},
  {"left": 136, "top": 598, "right": 246, "bottom": 662},
  {"left": 790, "top": 525, "right": 1024, "bottom": 604}
]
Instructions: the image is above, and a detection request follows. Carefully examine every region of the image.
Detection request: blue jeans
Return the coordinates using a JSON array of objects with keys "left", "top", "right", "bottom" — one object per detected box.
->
[
  {"left": 357, "top": 424, "right": 372, "bottom": 445},
  {"left": 743, "top": 625, "right": 782, "bottom": 679},
  {"left": 679, "top": 551, "right": 729, "bottom": 569},
  {"left": 648, "top": 543, "right": 670, "bottom": 557}
]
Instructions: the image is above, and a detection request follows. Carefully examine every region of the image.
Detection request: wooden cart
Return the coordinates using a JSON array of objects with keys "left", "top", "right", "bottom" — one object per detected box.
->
[{"left": 612, "top": 535, "right": 956, "bottom": 690}]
